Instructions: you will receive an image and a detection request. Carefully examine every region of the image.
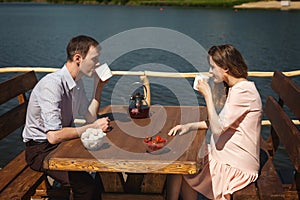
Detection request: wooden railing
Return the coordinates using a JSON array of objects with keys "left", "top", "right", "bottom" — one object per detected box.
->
[
  {"left": 1, "top": 67, "right": 299, "bottom": 77},
  {"left": 1, "top": 67, "right": 300, "bottom": 126}
]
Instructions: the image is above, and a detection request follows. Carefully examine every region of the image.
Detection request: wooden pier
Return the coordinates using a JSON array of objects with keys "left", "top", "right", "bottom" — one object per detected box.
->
[{"left": 0, "top": 68, "right": 299, "bottom": 199}]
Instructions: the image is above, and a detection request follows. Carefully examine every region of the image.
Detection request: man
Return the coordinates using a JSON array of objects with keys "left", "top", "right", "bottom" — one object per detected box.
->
[{"left": 22, "top": 35, "right": 110, "bottom": 200}]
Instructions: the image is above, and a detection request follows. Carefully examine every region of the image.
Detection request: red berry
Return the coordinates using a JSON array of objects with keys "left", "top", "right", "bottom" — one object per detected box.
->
[
  {"left": 156, "top": 135, "right": 161, "bottom": 142},
  {"left": 160, "top": 138, "right": 166, "bottom": 143}
]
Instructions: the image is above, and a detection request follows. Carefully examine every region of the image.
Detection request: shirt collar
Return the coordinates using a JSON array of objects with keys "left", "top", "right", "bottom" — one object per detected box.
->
[{"left": 62, "top": 64, "right": 76, "bottom": 91}]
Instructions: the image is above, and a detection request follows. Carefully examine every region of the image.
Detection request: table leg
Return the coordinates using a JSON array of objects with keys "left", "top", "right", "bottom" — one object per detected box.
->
[{"left": 99, "top": 172, "right": 124, "bottom": 192}]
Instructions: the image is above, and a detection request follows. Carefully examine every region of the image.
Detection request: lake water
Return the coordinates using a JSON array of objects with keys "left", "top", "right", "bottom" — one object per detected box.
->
[{"left": 0, "top": 3, "right": 299, "bottom": 183}]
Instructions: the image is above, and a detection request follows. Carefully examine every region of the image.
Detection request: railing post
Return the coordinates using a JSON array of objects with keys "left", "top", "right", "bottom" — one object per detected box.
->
[{"left": 140, "top": 75, "right": 151, "bottom": 106}]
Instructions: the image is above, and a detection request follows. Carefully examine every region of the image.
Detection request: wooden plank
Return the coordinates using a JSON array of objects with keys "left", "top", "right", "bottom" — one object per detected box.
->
[
  {"left": 0, "top": 166, "right": 45, "bottom": 200},
  {"left": 0, "top": 102, "right": 27, "bottom": 140},
  {"left": 0, "top": 151, "right": 27, "bottom": 192},
  {"left": 282, "top": 184, "right": 299, "bottom": 200},
  {"left": 295, "top": 172, "right": 300, "bottom": 200},
  {"left": 265, "top": 96, "right": 300, "bottom": 171},
  {"left": 102, "top": 193, "right": 164, "bottom": 200},
  {"left": 47, "top": 157, "right": 202, "bottom": 174},
  {"left": 31, "top": 180, "right": 48, "bottom": 198},
  {"left": 17, "top": 93, "right": 26, "bottom": 104},
  {"left": 32, "top": 178, "right": 71, "bottom": 199},
  {"left": 141, "top": 174, "right": 166, "bottom": 194},
  {"left": 271, "top": 71, "right": 300, "bottom": 119},
  {"left": 256, "top": 159, "right": 284, "bottom": 200},
  {"left": 0, "top": 71, "right": 37, "bottom": 105},
  {"left": 270, "top": 125, "right": 280, "bottom": 157},
  {"left": 100, "top": 172, "right": 125, "bottom": 193},
  {"left": 232, "top": 182, "right": 259, "bottom": 200},
  {"left": 48, "top": 157, "right": 203, "bottom": 174},
  {"left": 33, "top": 186, "right": 71, "bottom": 199},
  {"left": 124, "top": 173, "right": 144, "bottom": 193}
]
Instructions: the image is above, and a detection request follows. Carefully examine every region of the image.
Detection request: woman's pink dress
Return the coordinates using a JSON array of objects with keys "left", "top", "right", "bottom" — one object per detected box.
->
[{"left": 184, "top": 81, "right": 262, "bottom": 200}]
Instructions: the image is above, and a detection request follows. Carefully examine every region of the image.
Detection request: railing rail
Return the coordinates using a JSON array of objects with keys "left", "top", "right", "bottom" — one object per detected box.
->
[
  {"left": 1, "top": 67, "right": 300, "bottom": 126},
  {"left": 1, "top": 67, "right": 300, "bottom": 77}
]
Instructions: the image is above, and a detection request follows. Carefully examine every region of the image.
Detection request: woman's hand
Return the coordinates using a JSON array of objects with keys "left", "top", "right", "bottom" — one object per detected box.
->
[
  {"left": 168, "top": 122, "right": 207, "bottom": 136},
  {"left": 195, "top": 79, "right": 211, "bottom": 99},
  {"left": 168, "top": 124, "right": 190, "bottom": 136}
]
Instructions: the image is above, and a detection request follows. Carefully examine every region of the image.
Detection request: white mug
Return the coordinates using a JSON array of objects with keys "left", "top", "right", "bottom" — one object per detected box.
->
[
  {"left": 193, "top": 73, "right": 209, "bottom": 90},
  {"left": 95, "top": 63, "right": 112, "bottom": 81}
]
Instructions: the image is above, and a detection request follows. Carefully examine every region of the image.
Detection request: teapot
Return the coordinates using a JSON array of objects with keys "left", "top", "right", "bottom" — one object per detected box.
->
[{"left": 129, "top": 83, "right": 150, "bottom": 119}]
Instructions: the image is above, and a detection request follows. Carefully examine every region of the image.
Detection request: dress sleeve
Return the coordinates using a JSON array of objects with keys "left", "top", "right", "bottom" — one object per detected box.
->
[{"left": 218, "top": 86, "right": 256, "bottom": 132}]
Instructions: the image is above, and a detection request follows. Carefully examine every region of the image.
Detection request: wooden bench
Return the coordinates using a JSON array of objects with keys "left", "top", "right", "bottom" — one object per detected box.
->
[
  {"left": 233, "top": 71, "right": 300, "bottom": 200},
  {"left": 0, "top": 71, "right": 70, "bottom": 200}
]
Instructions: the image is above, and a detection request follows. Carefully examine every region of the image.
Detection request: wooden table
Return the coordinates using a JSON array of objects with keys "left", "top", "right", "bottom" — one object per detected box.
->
[{"left": 44, "top": 105, "right": 207, "bottom": 200}]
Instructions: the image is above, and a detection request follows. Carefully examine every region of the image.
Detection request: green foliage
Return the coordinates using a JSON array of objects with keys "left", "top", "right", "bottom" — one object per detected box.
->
[
  {"left": 97, "top": 0, "right": 129, "bottom": 5},
  {"left": 0, "top": 0, "right": 260, "bottom": 7},
  {"left": 128, "top": 0, "right": 260, "bottom": 7}
]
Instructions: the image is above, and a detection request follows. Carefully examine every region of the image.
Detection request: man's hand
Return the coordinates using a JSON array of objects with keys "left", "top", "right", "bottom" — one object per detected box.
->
[{"left": 93, "top": 117, "right": 110, "bottom": 132}]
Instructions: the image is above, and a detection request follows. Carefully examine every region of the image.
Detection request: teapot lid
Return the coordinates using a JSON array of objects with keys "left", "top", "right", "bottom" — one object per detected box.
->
[
  {"left": 129, "top": 82, "right": 147, "bottom": 101},
  {"left": 131, "top": 92, "right": 144, "bottom": 100}
]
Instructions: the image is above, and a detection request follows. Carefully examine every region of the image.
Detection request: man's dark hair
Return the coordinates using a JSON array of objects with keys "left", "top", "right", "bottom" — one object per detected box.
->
[{"left": 66, "top": 35, "right": 99, "bottom": 61}]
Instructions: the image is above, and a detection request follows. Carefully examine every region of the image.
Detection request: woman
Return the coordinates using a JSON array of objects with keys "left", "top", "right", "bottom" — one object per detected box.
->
[{"left": 167, "top": 44, "right": 262, "bottom": 200}]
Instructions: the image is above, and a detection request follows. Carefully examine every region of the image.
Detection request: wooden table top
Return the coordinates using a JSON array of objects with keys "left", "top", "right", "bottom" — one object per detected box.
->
[{"left": 43, "top": 105, "right": 207, "bottom": 174}]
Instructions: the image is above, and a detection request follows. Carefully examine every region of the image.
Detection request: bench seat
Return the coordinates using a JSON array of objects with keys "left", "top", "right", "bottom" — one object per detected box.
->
[
  {"left": 233, "top": 71, "right": 300, "bottom": 200},
  {"left": 0, "top": 71, "right": 71, "bottom": 200}
]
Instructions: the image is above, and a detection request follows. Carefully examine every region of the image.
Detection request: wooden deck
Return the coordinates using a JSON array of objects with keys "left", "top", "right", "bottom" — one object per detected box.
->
[{"left": 0, "top": 69, "right": 299, "bottom": 199}]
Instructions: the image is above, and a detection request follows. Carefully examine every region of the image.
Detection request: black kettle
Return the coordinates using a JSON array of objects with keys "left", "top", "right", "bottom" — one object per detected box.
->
[{"left": 128, "top": 83, "right": 149, "bottom": 119}]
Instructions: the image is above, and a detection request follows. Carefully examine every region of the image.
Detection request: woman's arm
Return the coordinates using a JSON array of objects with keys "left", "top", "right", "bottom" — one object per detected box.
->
[
  {"left": 168, "top": 121, "right": 208, "bottom": 136},
  {"left": 196, "top": 80, "right": 224, "bottom": 135},
  {"left": 168, "top": 80, "right": 221, "bottom": 136}
]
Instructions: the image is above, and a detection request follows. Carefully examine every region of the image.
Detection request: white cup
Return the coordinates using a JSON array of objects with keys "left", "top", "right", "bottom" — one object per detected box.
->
[
  {"left": 193, "top": 73, "right": 209, "bottom": 90},
  {"left": 95, "top": 63, "right": 113, "bottom": 81}
]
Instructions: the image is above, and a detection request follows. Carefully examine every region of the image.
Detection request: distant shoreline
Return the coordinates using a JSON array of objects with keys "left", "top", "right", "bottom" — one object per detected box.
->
[
  {"left": 234, "top": 1, "right": 300, "bottom": 10},
  {"left": 1, "top": 0, "right": 300, "bottom": 10},
  {"left": 0, "top": 0, "right": 262, "bottom": 8}
]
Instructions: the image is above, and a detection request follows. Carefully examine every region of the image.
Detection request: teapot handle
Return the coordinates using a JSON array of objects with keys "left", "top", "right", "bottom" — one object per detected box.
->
[{"left": 129, "top": 82, "right": 147, "bottom": 99}]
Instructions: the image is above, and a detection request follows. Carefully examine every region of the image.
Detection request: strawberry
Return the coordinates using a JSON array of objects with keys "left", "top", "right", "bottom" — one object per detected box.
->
[
  {"left": 156, "top": 135, "right": 161, "bottom": 142},
  {"left": 160, "top": 138, "right": 166, "bottom": 143}
]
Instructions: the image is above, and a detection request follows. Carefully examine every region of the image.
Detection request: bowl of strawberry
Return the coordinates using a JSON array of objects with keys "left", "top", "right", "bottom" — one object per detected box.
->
[{"left": 143, "top": 135, "right": 167, "bottom": 153}]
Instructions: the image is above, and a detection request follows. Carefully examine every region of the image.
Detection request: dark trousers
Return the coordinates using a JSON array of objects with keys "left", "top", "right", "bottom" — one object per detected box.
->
[{"left": 25, "top": 141, "right": 102, "bottom": 200}]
